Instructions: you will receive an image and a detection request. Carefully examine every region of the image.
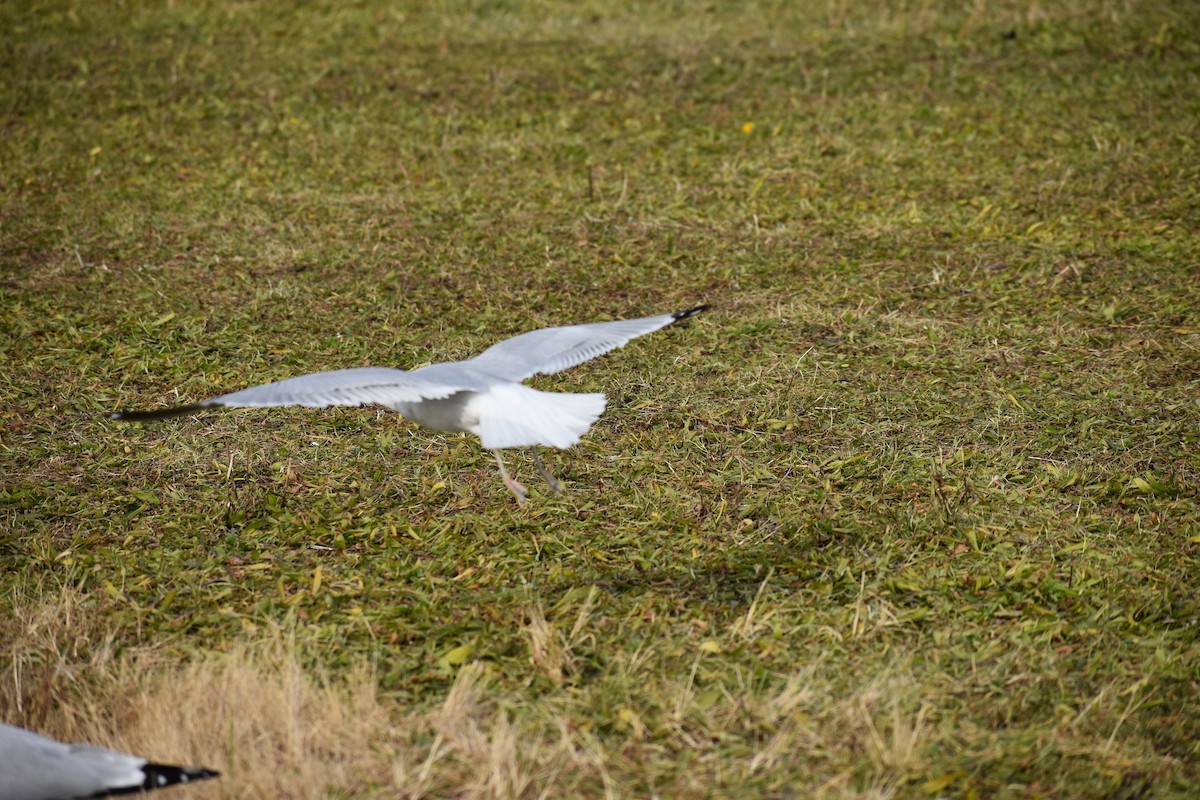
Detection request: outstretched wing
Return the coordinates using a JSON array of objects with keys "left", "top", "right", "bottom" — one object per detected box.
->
[
  {"left": 467, "top": 305, "right": 708, "bottom": 382},
  {"left": 108, "top": 367, "right": 472, "bottom": 421}
]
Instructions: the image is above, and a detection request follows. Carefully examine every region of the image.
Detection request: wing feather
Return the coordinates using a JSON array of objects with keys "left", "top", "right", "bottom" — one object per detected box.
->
[
  {"left": 109, "top": 367, "right": 470, "bottom": 421},
  {"left": 467, "top": 305, "right": 707, "bottom": 381}
]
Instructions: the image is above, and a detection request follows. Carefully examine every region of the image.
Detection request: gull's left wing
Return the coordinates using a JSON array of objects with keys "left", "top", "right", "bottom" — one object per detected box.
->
[
  {"left": 108, "top": 366, "right": 479, "bottom": 421},
  {"left": 467, "top": 305, "right": 708, "bottom": 382}
]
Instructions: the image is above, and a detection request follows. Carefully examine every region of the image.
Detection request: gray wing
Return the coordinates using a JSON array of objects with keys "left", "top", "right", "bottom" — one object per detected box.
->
[
  {"left": 109, "top": 366, "right": 471, "bottom": 421},
  {"left": 467, "top": 305, "right": 708, "bottom": 382},
  {"left": 0, "top": 723, "right": 218, "bottom": 800}
]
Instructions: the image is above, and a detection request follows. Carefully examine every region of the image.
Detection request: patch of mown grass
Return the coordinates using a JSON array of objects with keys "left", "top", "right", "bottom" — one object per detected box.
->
[{"left": 3, "top": 0, "right": 1199, "bottom": 797}]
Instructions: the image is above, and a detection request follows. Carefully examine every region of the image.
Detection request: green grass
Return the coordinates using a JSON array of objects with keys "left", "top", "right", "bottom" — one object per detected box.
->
[{"left": 2, "top": 0, "right": 1198, "bottom": 797}]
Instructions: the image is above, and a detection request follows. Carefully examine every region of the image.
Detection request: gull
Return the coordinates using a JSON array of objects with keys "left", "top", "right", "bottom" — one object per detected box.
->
[
  {"left": 110, "top": 305, "right": 708, "bottom": 502},
  {"left": 0, "top": 722, "right": 219, "bottom": 800}
]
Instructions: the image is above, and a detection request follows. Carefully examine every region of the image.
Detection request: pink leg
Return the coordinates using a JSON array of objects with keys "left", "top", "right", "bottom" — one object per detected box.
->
[{"left": 491, "top": 450, "right": 527, "bottom": 504}]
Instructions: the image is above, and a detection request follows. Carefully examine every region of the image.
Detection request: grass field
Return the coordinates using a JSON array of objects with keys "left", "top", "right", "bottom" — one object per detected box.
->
[{"left": 2, "top": 0, "right": 1198, "bottom": 797}]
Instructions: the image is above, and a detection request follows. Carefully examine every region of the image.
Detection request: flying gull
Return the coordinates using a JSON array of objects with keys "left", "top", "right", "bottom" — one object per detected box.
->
[{"left": 110, "top": 305, "right": 708, "bottom": 502}]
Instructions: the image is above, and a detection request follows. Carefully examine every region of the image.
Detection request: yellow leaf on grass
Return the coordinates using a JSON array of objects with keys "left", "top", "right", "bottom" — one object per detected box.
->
[
  {"left": 1126, "top": 477, "right": 1152, "bottom": 494},
  {"left": 617, "top": 706, "right": 646, "bottom": 738},
  {"left": 921, "top": 771, "right": 967, "bottom": 793},
  {"left": 437, "top": 642, "right": 475, "bottom": 670}
]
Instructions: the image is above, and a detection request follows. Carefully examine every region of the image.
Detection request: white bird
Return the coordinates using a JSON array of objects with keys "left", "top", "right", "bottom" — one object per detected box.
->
[
  {"left": 110, "top": 305, "right": 708, "bottom": 502},
  {"left": 0, "top": 722, "right": 218, "bottom": 800}
]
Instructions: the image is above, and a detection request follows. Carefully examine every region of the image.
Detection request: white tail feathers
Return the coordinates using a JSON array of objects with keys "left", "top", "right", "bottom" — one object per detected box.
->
[{"left": 471, "top": 385, "right": 606, "bottom": 449}]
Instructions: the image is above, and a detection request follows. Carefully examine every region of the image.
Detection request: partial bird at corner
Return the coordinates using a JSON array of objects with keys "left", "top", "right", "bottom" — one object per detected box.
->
[
  {"left": 109, "top": 305, "right": 709, "bottom": 502},
  {"left": 0, "top": 722, "right": 219, "bottom": 800}
]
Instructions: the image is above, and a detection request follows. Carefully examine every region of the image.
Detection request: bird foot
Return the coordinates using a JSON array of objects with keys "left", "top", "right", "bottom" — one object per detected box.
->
[
  {"left": 531, "top": 448, "right": 564, "bottom": 496},
  {"left": 492, "top": 450, "right": 528, "bottom": 504},
  {"left": 505, "top": 476, "right": 528, "bottom": 504}
]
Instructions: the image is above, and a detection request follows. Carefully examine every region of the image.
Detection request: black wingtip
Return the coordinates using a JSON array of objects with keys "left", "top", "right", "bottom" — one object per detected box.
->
[
  {"left": 139, "top": 763, "right": 220, "bottom": 793},
  {"left": 671, "top": 304, "right": 710, "bottom": 321},
  {"left": 107, "top": 404, "right": 209, "bottom": 422}
]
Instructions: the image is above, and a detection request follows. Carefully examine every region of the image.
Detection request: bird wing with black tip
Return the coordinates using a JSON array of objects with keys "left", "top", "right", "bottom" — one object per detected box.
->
[
  {"left": 467, "top": 304, "right": 710, "bottom": 381},
  {"left": 108, "top": 367, "right": 471, "bottom": 421},
  {"left": 0, "top": 722, "right": 219, "bottom": 800}
]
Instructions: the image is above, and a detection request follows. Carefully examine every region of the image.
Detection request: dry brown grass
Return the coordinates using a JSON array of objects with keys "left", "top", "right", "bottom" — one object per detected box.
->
[
  {"left": 3, "top": 585, "right": 975, "bottom": 798},
  {"left": 4, "top": 586, "right": 554, "bottom": 799}
]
